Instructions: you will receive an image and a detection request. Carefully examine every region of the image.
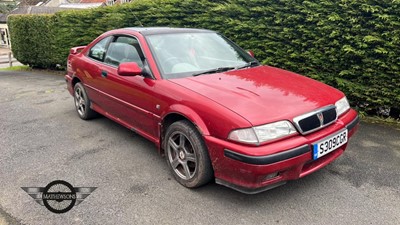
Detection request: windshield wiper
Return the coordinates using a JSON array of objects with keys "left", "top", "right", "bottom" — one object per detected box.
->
[
  {"left": 192, "top": 66, "right": 236, "bottom": 76},
  {"left": 235, "top": 61, "right": 260, "bottom": 70},
  {"left": 192, "top": 61, "right": 259, "bottom": 76}
]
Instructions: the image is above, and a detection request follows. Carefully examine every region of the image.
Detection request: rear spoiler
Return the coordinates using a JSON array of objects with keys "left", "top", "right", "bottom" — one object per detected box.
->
[{"left": 70, "top": 46, "right": 86, "bottom": 55}]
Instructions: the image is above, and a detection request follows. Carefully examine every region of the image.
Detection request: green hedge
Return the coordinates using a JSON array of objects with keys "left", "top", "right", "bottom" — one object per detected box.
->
[
  {"left": 7, "top": 0, "right": 400, "bottom": 115},
  {"left": 8, "top": 14, "right": 55, "bottom": 68}
]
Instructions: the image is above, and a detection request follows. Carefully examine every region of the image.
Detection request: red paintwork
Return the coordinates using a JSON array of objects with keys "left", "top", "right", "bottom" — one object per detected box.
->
[
  {"left": 65, "top": 28, "right": 359, "bottom": 192},
  {"left": 207, "top": 109, "right": 358, "bottom": 190},
  {"left": 69, "top": 46, "right": 86, "bottom": 55},
  {"left": 170, "top": 66, "right": 344, "bottom": 126},
  {"left": 117, "top": 62, "right": 142, "bottom": 76}
]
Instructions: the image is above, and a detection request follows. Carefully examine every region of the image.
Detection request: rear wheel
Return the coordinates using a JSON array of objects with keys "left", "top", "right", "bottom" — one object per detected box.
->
[
  {"left": 164, "top": 120, "right": 213, "bottom": 188},
  {"left": 73, "top": 82, "right": 97, "bottom": 120}
]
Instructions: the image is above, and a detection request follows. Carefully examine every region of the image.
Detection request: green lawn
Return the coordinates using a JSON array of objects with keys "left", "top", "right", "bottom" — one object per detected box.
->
[{"left": 0, "top": 65, "right": 31, "bottom": 71}]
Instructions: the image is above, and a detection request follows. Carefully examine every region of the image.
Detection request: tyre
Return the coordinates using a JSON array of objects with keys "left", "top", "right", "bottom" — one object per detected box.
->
[
  {"left": 164, "top": 120, "right": 213, "bottom": 188},
  {"left": 73, "top": 82, "right": 97, "bottom": 120}
]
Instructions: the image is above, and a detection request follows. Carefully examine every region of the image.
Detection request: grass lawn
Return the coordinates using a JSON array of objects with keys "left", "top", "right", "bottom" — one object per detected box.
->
[{"left": 0, "top": 65, "right": 31, "bottom": 71}]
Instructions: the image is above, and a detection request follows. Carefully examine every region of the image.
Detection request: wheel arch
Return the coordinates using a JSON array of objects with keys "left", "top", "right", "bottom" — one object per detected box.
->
[
  {"left": 71, "top": 76, "right": 81, "bottom": 88},
  {"left": 160, "top": 105, "right": 210, "bottom": 153}
]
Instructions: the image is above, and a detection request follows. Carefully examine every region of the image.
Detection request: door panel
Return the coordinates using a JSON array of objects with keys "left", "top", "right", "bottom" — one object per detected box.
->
[
  {"left": 89, "top": 35, "right": 160, "bottom": 139},
  {"left": 79, "top": 36, "right": 113, "bottom": 109},
  {"left": 98, "top": 65, "right": 159, "bottom": 139}
]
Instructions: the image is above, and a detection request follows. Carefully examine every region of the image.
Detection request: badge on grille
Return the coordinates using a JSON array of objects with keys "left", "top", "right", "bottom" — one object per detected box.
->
[{"left": 317, "top": 112, "right": 324, "bottom": 126}]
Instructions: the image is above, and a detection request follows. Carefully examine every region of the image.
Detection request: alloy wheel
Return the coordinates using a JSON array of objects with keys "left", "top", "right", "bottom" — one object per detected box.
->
[
  {"left": 74, "top": 86, "right": 86, "bottom": 117},
  {"left": 167, "top": 131, "right": 198, "bottom": 180}
]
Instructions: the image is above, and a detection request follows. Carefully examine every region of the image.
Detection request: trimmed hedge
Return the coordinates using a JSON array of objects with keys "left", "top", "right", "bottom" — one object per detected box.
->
[
  {"left": 7, "top": 0, "right": 400, "bottom": 116},
  {"left": 8, "top": 14, "right": 55, "bottom": 68}
]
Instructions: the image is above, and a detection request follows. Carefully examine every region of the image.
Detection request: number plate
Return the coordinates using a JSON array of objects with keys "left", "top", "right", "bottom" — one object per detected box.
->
[{"left": 312, "top": 129, "right": 348, "bottom": 160}]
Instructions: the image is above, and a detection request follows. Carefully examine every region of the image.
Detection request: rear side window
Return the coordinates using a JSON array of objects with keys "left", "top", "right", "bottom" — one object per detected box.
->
[{"left": 88, "top": 36, "right": 112, "bottom": 61}]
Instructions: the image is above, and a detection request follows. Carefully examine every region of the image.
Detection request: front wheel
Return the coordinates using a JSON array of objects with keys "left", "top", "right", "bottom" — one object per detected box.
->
[
  {"left": 164, "top": 120, "right": 213, "bottom": 188},
  {"left": 73, "top": 82, "right": 97, "bottom": 120}
]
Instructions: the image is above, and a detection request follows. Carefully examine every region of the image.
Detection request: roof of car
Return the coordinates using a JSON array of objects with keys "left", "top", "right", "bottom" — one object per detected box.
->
[{"left": 122, "top": 27, "right": 214, "bottom": 35}]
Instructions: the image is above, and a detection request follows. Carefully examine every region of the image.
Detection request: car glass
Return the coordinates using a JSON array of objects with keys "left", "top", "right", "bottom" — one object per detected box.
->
[
  {"left": 146, "top": 32, "right": 257, "bottom": 79},
  {"left": 88, "top": 36, "right": 112, "bottom": 61},
  {"left": 103, "top": 36, "right": 144, "bottom": 68}
]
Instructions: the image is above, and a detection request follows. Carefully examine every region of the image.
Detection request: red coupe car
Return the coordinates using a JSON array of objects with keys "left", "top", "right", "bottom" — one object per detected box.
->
[{"left": 65, "top": 27, "right": 359, "bottom": 194}]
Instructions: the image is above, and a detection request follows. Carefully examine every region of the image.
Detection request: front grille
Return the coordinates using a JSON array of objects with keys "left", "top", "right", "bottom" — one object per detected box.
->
[{"left": 293, "top": 105, "right": 337, "bottom": 134}]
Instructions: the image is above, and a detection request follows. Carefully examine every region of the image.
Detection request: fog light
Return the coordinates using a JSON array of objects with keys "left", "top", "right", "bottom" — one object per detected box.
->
[{"left": 264, "top": 172, "right": 279, "bottom": 180}]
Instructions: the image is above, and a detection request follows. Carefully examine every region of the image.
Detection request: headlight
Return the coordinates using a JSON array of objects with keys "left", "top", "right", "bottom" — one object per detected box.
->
[
  {"left": 228, "top": 120, "right": 297, "bottom": 145},
  {"left": 335, "top": 96, "right": 350, "bottom": 116}
]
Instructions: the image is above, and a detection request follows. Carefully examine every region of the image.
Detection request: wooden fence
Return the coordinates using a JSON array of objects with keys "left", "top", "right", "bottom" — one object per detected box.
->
[{"left": 0, "top": 52, "right": 18, "bottom": 67}]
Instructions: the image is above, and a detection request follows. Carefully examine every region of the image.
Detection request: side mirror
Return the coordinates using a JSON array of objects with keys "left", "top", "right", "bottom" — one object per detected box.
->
[
  {"left": 247, "top": 50, "right": 255, "bottom": 57},
  {"left": 117, "top": 62, "right": 142, "bottom": 76}
]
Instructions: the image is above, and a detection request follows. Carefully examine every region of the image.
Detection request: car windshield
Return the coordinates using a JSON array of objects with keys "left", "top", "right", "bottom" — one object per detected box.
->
[{"left": 146, "top": 32, "right": 258, "bottom": 79}]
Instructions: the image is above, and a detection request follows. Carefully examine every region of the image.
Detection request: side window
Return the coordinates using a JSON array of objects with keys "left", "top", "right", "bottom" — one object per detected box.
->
[
  {"left": 88, "top": 36, "right": 112, "bottom": 61},
  {"left": 104, "top": 36, "right": 144, "bottom": 68}
]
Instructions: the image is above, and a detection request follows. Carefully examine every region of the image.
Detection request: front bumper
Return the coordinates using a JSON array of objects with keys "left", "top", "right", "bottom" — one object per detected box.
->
[{"left": 205, "top": 109, "right": 359, "bottom": 194}]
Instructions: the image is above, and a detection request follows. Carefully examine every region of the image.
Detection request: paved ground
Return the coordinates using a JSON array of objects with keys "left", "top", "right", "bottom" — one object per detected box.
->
[{"left": 0, "top": 71, "right": 399, "bottom": 225}]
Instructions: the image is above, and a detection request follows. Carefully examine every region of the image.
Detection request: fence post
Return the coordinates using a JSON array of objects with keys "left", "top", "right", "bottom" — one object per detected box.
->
[{"left": 8, "top": 52, "right": 12, "bottom": 67}]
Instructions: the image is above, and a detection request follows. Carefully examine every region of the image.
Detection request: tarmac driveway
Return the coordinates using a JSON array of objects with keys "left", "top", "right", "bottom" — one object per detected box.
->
[{"left": 0, "top": 71, "right": 399, "bottom": 225}]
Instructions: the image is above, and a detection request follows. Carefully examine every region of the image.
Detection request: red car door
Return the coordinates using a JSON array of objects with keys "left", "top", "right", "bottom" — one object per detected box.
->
[
  {"left": 79, "top": 36, "right": 114, "bottom": 109},
  {"left": 95, "top": 36, "right": 160, "bottom": 140}
]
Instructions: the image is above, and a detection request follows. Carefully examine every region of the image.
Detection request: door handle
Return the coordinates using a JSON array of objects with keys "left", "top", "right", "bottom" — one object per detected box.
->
[{"left": 101, "top": 71, "right": 108, "bottom": 78}]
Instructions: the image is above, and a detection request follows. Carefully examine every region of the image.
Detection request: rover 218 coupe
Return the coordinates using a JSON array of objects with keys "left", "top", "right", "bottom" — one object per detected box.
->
[{"left": 65, "top": 27, "right": 359, "bottom": 194}]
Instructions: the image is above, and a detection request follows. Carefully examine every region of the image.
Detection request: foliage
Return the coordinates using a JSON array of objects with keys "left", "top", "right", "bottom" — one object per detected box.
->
[
  {"left": 7, "top": 0, "right": 400, "bottom": 114},
  {"left": 8, "top": 14, "right": 56, "bottom": 68}
]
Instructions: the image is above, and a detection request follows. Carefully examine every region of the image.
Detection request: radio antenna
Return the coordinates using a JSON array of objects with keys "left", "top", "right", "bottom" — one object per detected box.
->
[
  {"left": 128, "top": 7, "right": 144, "bottom": 27},
  {"left": 133, "top": 13, "right": 143, "bottom": 27}
]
